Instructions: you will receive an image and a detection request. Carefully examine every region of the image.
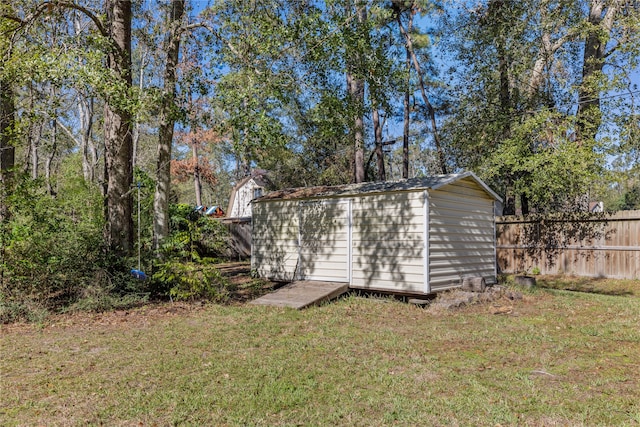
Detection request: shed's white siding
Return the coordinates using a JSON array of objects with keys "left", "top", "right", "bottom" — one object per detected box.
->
[
  {"left": 251, "top": 173, "right": 500, "bottom": 295},
  {"left": 351, "top": 191, "right": 425, "bottom": 293},
  {"left": 298, "top": 200, "right": 350, "bottom": 282},
  {"left": 428, "top": 178, "right": 497, "bottom": 291},
  {"left": 252, "top": 200, "right": 299, "bottom": 281}
]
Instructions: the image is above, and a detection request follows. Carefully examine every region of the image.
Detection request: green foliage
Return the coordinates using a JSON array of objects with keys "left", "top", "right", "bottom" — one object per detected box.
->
[
  {"left": 65, "top": 281, "right": 148, "bottom": 314},
  {"left": 132, "top": 166, "right": 155, "bottom": 255},
  {"left": 0, "top": 167, "right": 147, "bottom": 321},
  {"left": 437, "top": 0, "right": 637, "bottom": 213},
  {"left": 0, "top": 298, "right": 48, "bottom": 324},
  {"left": 0, "top": 174, "right": 103, "bottom": 306},
  {"left": 160, "top": 203, "right": 229, "bottom": 261},
  {"left": 151, "top": 260, "right": 233, "bottom": 302},
  {"left": 611, "top": 184, "right": 640, "bottom": 211},
  {"left": 482, "top": 112, "right": 604, "bottom": 212}
]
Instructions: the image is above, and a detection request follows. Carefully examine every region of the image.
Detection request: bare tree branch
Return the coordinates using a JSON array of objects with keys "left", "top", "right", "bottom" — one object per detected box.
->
[{"left": 5, "top": 1, "right": 107, "bottom": 37}]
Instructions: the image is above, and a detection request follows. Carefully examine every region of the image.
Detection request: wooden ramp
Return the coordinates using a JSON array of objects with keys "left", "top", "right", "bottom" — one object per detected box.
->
[{"left": 250, "top": 281, "right": 349, "bottom": 309}]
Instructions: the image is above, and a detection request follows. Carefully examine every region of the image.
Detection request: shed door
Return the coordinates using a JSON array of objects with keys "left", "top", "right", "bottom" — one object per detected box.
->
[{"left": 298, "top": 200, "right": 350, "bottom": 282}]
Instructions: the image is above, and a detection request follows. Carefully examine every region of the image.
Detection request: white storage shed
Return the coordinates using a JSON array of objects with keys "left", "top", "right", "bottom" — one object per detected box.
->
[{"left": 251, "top": 172, "right": 502, "bottom": 295}]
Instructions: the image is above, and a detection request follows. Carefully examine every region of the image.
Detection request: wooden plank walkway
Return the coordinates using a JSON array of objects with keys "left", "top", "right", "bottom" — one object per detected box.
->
[{"left": 250, "top": 281, "right": 349, "bottom": 309}]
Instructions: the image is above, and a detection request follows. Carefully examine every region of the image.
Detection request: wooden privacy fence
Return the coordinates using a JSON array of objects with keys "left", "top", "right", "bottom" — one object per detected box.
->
[
  {"left": 496, "top": 210, "right": 640, "bottom": 279},
  {"left": 221, "top": 217, "right": 251, "bottom": 259}
]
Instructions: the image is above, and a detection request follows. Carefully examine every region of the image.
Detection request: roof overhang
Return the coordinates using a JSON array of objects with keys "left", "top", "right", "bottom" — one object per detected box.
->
[
  {"left": 430, "top": 171, "right": 503, "bottom": 203},
  {"left": 254, "top": 171, "right": 503, "bottom": 203}
]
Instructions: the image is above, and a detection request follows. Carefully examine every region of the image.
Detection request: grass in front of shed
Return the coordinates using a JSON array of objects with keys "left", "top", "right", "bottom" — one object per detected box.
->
[{"left": 2, "top": 281, "right": 640, "bottom": 426}]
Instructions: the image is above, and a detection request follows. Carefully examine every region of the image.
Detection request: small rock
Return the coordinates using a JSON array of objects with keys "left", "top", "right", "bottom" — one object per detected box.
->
[
  {"left": 461, "top": 277, "right": 486, "bottom": 293},
  {"left": 515, "top": 275, "right": 536, "bottom": 289}
]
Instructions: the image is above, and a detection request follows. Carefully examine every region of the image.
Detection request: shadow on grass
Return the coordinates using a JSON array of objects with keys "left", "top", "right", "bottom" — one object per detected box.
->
[{"left": 535, "top": 277, "right": 636, "bottom": 297}]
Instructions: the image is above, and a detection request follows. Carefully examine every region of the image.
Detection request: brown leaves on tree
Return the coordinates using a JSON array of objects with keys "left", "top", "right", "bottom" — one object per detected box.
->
[
  {"left": 178, "top": 127, "right": 224, "bottom": 147},
  {"left": 170, "top": 128, "right": 222, "bottom": 187},
  {"left": 170, "top": 157, "right": 217, "bottom": 186}
]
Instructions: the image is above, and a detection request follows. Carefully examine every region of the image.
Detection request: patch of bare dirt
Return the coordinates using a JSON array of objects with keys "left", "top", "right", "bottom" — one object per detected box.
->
[
  {"left": 216, "top": 261, "right": 251, "bottom": 280},
  {"left": 217, "top": 261, "right": 284, "bottom": 303}
]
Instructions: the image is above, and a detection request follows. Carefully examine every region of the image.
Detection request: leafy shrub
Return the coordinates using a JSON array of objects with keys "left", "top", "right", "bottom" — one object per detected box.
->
[
  {"left": 0, "top": 174, "right": 105, "bottom": 308},
  {"left": 160, "top": 203, "right": 229, "bottom": 260},
  {"left": 0, "top": 168, "right": 234, "bottom": 321},
  {"left": 151, "top": 259, "right": 234, "bottom": 302},
  {"left": 0, "top": 169, "right": 148, "bottom": 319},
  {"left": 0, "top": 299, "right": 48, "bottom": 324}
]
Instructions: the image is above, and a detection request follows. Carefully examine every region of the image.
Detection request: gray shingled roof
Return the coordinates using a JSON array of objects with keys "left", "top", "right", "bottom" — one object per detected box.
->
[{"left": 254, "top": 171, "right": 502, "bottom": 203}]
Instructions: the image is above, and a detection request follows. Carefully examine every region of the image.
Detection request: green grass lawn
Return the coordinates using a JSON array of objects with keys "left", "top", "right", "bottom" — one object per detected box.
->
[{"left": 2, "top": 279, "right": 639, "bottom": 426}]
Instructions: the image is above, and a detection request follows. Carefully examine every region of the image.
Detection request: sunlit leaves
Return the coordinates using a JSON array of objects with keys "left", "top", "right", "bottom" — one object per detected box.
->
[{"left": 438, "top": 0, "right": 640, "bottom": 212}]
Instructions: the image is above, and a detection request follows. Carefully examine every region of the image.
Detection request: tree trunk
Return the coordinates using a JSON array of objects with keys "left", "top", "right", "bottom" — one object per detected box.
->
[
  {"left": 489, "top": 1, "right": 518, "bottom": 212},
  {"left": 396, "top": 10, "right": 447, "bottom": 175},
  {"left": 347, "top": 1, "right": 366, "bottom": 183},
  {"left": 45, "top": 117, "right": 58, "bottom": 197},
  {"left": 153, "top": 0, "right": 184, "bottom": 251},
  {"left": 0, "top": 77, "right": 15, "bottom": 222},
  {"left": 520, "top": 193, "right": 529, "bottom": 216},
  {"left": 576, "top": 0, "right": 620, "bottom": 143},
  {"left": 28, "top": 122, "right": 42, "bottom": 180},
  {"left": 525, "top": 20, "right": 575, "bottom": 113},
  {"left": 402, "top": 15, "right": 412, "bottom": 179},
  {"left": 373, "top": 108, "right": 385, "bottom": 181},
  {"left": 526, "top": 27, "right": 569, "bottom": 101},
  {"left": 238, "top": 96, "right": 251, "bottom": 179},
  {"left": 73, "top": 12, "right": 97, "bottom": 183},
  {"left": 503, "top": 187, "right": 516, "bottom": 215},
  {"left": 487, "top": 0, "right": 512, "bottom": 124},
  {"left": 23, "top": 81, "right": 37, "bottom": 179},
  {"left": 497, "top": 42, "right": 510, "bottom": 122},
  {"left": 193, "top": 142, "right": 202, "bottom": 207},
  {"left": 44, "top": 86, "right": 59, "bottom": 196},
  {"left": 78, "top": 95, "right": 96, "bottom": 183},
  {"left": 347, "top": 71, "right": 365, "bottom": 183},
  {"left": 103, "top": 0, "right": 134, "bottom": 256}
]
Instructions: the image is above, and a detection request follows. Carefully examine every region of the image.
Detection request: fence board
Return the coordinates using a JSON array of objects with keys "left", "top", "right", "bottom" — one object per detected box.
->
[
  {"left": 221, "top": 217, "right": 252, "bottom": 259},
  {"left": 496, "top": 210, "right": 640, "bottom": 279}
]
